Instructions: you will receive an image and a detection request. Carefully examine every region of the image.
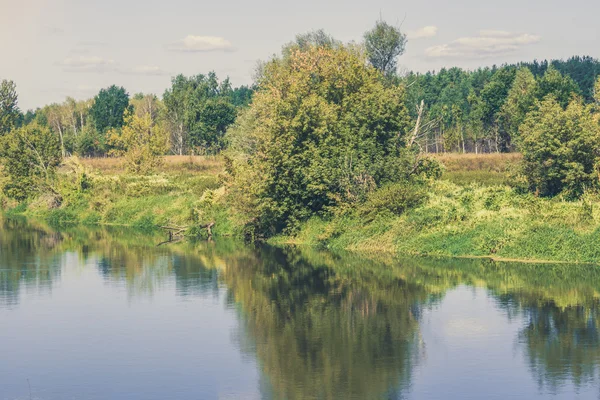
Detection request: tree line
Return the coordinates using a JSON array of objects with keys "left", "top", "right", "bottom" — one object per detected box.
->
[
  {"left": 404, "top": 56, "right": 600, "bottom": 153},
  {"left": 1, "top": 20, "right": 600, "bottom": 234}
]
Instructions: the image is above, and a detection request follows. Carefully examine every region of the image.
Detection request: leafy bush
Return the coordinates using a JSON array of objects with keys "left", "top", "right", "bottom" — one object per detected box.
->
[
  {"left": 518, "top": 96, "right": 600, "bottom": 198},
  {"left": 0, "top": 122, "right": 62, "bottom": 201},
  {"left": 358, "top": 183, "right": 426, "bottom": 220},
  {"left": 226, "top": 44, "right": 426, "bottom": 235}
]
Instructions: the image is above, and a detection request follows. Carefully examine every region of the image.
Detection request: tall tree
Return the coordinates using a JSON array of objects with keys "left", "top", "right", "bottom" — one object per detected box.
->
[
  {"left": 108, "top": 111, "right": 168, "bottom": 174},
  {"left": 163, "top": 72, "right": 237, "bottom": 154},
  {"left": 0, "top": 80, "right": 19, "bottom": 135},
  {"left": 90, "top": 85, "right": 130, "bottom": 133},
  {"left": 536, "top": 66, "right": 581, "bottom": 108},
  {"left": 500, "top": 67, "right": 538, "bottom": 147},
  {"left": 0, "top": 122, "right": 62, "bottom": 201},
  {"left": 363, "top": 19, "right": 407, "bottom": 77},
  {"left": 226, "top": 44, "right": 420, "bottom": 234},
  {"left": 282, "top": 29, "right": 340, "bottom": 57},
  {"left": 519, "top": 97, "right": 600, "bottom": 197}
]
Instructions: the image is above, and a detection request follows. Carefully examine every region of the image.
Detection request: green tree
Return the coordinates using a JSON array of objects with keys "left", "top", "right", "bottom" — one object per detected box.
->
[
  {"left": 163, "top": 72, "right": 237, "bottom": 154},
  {"left": 90, "top": 85, "right": 130, "bottom": 133},
  {"left": 519, "top": 96, "right": 600, "bottom": 197},
  {"left": 107, "top": 111, "right": 168, "bottom": 174},
  {"left": 536, "top": 66, "right": 581, "bottom": 108},
  {"left": 479, "top": 67, "right": 516, "bottom": 151},
  {"left": 363, "top": 19, "right": 407, "bottom": 77},
  {"left": 500, "top": 67, "right": 538, "bottom": 147},
  {"left": 0, "top": 80, "right": 19, "bottom": 135},
  {"left": 0, "top": 122, "right": 62, "bottom": 201},
  {"left": 227, "top": 44, "right": 421, "bottom": 234}
]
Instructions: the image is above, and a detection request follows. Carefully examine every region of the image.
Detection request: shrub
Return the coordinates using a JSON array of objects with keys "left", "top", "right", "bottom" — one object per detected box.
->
[
  {"left": 518, "top": 96, "right": 600, "bottom": 198},
  {"left": 358, "top": 183, "right": 426, "bottom": 220},
  {"left": 0, "top": 122, "right": 62, "bottom": 201},
  {"left": 226, "top": 44, "right": 427, "bottom": 235}
]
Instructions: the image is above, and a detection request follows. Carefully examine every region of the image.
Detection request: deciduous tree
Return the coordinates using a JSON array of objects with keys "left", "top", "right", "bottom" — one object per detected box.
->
[
  {"left": 0, "top": 122, "right": 62, "bottom": 201},
  {"left": 519, "top": 97, "right": 600, "bottom": 197},
  {"left": 90, "top": 85, "right": 130, "bottom": 133},
  {"left": 108, "top": 111, "right": 168, "bottom": 174},
  {"left": 0, "top": 80, "right": 19, "bottom": 135},
  {"left": 364, "top": 20, "right": 407, "bottom": 77},
  {"left": 226, "top": 44, "right": 421, "bottom": 234}
]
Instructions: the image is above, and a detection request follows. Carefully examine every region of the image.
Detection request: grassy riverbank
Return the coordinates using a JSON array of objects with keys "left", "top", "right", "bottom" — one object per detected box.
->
[
  {"left": 3, "top": 154, "right": 600, "bottom": 263},
  {"left": 1, "top": 156, "right": 242, "bottom": 237}
]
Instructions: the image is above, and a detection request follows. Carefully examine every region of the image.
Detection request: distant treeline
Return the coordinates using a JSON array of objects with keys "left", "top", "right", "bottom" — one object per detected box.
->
[
  {"left": 2, "top": 23, "right": 600, "bottom": 234},
  {"left": 404, "top": 55, "right": 600, "bottom": 153}
]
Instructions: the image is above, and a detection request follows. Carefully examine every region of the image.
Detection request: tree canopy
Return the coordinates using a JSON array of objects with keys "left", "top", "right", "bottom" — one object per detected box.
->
[
  {"left": 0, "top": 80, "right": 19, "bottom": 135},
  {"left": 364, "top": 20, "right": 407, "bottom": 77},
  {"left": 90, "top": 85, "right": 131, "bottom": 133},
  {"left": 226, "top": 44, "right": 420, "bottom": 233}
]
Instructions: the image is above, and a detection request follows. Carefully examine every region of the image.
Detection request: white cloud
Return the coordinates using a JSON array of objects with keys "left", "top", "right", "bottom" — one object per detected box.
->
[
  {"left": 60, "top": 56, "right": 115, "bottom": 72},
  {"left": 168, "top": 35, "right": 234, "bottom": 52},
  {"left": 60, "top": 57, "right": 168, "bottom": 77},
  {"left": 425, "top": 31, "right": 541, "bottom": 59},
  {"left": 124, "top": 65, "right": 169, "bottom": 76},
  {"left": 407, "top": 26, "right": 438, "bottom": 40}
]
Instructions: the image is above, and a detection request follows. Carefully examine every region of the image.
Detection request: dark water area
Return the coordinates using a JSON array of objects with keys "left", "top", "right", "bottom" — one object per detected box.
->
[{"left": 1, "top": 217, "right": 600, "bottom": 399}]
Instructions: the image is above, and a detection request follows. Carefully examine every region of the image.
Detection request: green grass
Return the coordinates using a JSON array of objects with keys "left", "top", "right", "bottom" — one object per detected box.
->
[
  {"left": 2, "top": 156, "right": 240, "bottom": 237},
  {"left": 7, "top": 153, "right": 600, "bottom": 263},
  {"left": 273, "top": 181, "right": 600, "bottom": 263}
]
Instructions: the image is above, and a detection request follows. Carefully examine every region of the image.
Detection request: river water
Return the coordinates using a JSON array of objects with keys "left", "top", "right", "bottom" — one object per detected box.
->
[{"left": 1, "top": 218, "right": 599, "bottom": 399}]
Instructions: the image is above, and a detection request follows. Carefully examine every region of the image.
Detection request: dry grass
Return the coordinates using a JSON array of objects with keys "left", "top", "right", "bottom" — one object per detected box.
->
[
  {"left": 432, "top": 153, "right": 522, "bottom": 172},
  {"left": 431, "top": 153, "right": 522, "bottom": 186},
  {"left": 77, "top": 155, "right": 225, "bottom": 175}
]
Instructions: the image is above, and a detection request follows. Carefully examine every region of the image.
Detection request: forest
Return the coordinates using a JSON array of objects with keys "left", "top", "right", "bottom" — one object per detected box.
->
[{"left": 1, "top": 20, "right": 600, "bottom": 258}]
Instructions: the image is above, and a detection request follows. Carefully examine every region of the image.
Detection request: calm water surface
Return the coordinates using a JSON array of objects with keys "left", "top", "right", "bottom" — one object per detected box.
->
[{"left": 1, "top": 218, "right": 600, "bottom": 399}]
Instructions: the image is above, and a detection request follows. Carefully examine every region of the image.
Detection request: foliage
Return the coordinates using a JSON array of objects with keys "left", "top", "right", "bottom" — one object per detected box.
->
[
  {"left": 536, "top": 65, "right": 581, "bottom": 108},
  {"left": 163, "top": 72, "right": 237, "bottom": 155},
  {"left": 358, "top": 182, "right": 426, "bottom": 220},
  {"left": 522, "top": 55, "right": 599, "bottom": 102},
  {"left": 90, "top": 85, "right": 131, "bottom": 133},
  {"left": 0, "top": 122, "right": 62, "bottom": 201},
  {"left": 282, "top": 29, "right": 340, "bottom": 57},
  {"left": 404, "top": 57, "right": 596, "bottom": 153},
  {"left": 500, "top": 67, "right": 538, "bottom": 147},
  {"left": 227, "top": 44, "right": 424, "bottom": 234},
  {"left": 518, "top": 96, "right": 600, "bottom": 197},
  {"left": 363, "top": 19, "right": 406, "bottom": 77},
  {"left": 108, "top": 111, "right": 169, "bottom": 174},
  {"left": 0, "top": 80, "right": 19, "bottom": 135}
]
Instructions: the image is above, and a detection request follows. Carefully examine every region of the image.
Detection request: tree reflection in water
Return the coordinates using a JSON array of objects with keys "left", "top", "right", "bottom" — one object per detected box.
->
[{"left": 2, "top": 217, "right": 600, "bottom": 398}]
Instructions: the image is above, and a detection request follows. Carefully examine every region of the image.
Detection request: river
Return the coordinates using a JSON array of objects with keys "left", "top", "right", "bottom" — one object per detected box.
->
[{"left": 1, "top": 217, "right": 599, "bottom": 399}]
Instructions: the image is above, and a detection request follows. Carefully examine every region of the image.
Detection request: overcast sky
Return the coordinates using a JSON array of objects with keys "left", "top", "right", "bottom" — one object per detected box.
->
[{"left": 1, "top": 0, "right": 598, "bottom": 110}]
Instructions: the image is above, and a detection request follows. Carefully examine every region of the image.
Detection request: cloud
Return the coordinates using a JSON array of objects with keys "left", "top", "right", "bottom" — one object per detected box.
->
[
  {"left": 168, "top": 35, "right": 234, "bottom": 52},
  {"left": 59, "top": 56, "right": 168, "bottom": 77},
  {"left": 425, "top": 31, "right": 541, "bottom": 59},
  {"left": 407, "top": 26, "right": 438, "bottom": 40},
  {"left": 122, "top": 65, "right": 169, "bottom": 76},
  {"left": 59, "top": 56, "right": 115, "bottom": 72}
]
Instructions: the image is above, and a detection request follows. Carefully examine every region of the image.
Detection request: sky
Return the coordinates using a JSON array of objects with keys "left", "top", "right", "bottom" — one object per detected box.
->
[{"left": 1, "top": 0, "right": 598, "bottom": 110}]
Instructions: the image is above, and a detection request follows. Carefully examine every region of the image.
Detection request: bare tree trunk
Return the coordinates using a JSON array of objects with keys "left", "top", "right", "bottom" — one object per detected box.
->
[
  {"left": 408, "top": 100, "right": 424, "bottom": 148},
  {"left": 55, "top": 123, "right": 66, "bottom": 157}
]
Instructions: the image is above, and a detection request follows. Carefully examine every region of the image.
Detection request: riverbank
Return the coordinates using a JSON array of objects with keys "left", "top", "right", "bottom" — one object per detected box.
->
[
  {"left": 3, "top": 154, "right": 600, "bottom": 264},
  {"left": 273, "top": 180, "right": 600, "bottom": 263},
  {"left": 0, "top": 156, "right": 242, "bottom": 237}
]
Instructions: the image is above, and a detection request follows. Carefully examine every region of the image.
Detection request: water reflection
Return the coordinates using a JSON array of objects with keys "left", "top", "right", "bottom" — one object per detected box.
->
[{"left": 2, "top": 217, "right": 600, "bottom": 399}]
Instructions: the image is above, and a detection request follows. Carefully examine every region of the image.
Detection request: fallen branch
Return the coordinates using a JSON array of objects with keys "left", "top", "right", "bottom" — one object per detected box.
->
[{"left": 157, "top": 222, "right": 215, "bottom": 246}]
